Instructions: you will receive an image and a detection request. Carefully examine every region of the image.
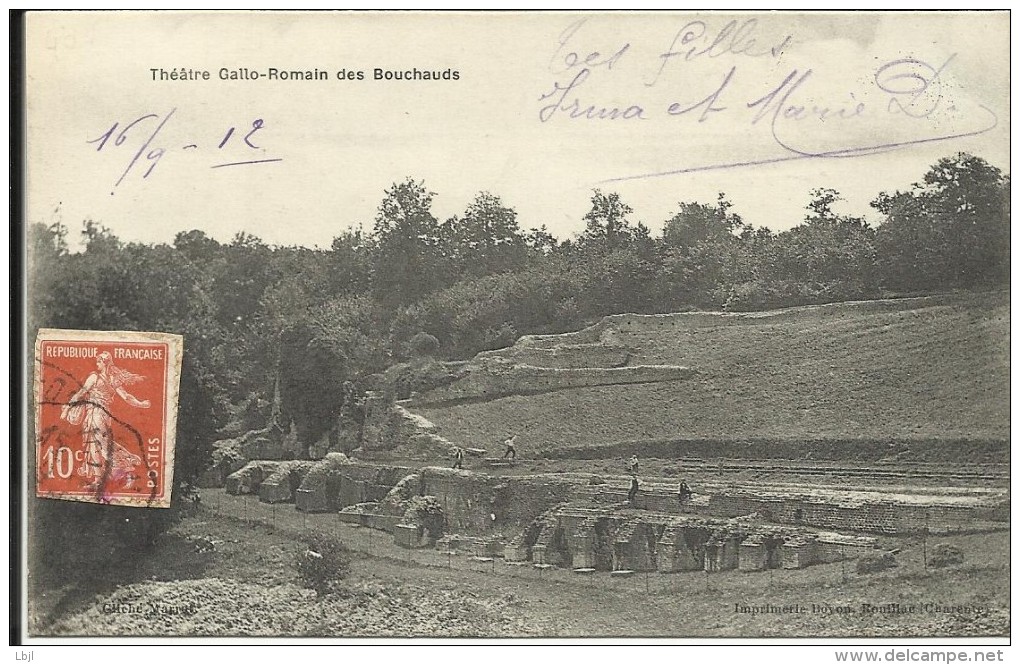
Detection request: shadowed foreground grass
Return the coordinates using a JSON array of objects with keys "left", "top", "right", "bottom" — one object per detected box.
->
[{"left": 36, "top": 501, "right": 1009, "bottom": 638}]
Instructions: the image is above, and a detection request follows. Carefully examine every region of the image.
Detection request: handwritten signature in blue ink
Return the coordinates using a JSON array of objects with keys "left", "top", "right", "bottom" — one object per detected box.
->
[{"left": 86, "top": 109, "right": 283, "bottom": 194}]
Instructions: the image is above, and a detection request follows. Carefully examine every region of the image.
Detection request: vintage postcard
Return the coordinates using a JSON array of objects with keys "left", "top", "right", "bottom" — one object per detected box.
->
[
  {"left": 19, "top": 10, "right": 1010, "bottom": 646},
  {"left": 34, "top": 329, "right": 183, "bottom": 508}
]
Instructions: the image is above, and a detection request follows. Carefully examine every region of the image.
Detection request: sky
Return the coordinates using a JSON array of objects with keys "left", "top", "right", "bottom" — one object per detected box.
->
[{"left": 26, "top": 11, "right": 1010, "bottom": 250}]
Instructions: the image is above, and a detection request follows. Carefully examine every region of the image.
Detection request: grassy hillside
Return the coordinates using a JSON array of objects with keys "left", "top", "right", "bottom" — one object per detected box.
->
[{"left": 414, "top": 291, "right": 1009, "bottom": 456}]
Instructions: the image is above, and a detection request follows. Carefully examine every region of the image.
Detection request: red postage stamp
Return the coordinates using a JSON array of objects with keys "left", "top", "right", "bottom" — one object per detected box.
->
[{"left": 34, "top": 329, "right": 183, "bottom": 508}]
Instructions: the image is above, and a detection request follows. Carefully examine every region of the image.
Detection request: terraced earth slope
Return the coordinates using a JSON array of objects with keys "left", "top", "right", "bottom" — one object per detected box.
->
[{"left": 412, "top": 291, "right": 1009, "bottom": 457}]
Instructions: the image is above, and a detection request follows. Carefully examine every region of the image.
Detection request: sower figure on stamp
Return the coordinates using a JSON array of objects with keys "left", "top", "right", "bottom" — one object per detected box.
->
[
  {"left": 502, "top": 434, "right": 518, "bottom": 461},
  {"left": 61, "top": 351, "right": 150, "bottom": 488}
]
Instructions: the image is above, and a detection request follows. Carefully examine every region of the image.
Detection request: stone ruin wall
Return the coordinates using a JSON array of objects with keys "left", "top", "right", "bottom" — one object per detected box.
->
[
  {"left": 223, "top": 455, "right": 1005, "bottom": 541},
  {"left": 703, "top": 492, "right": 1007, "bottom": 535},
  {"left": 419, "top": 469, "right": 577, "bottom": 533},
  {"left": 475, "top": 343, "right": 630, "bottom": 369},
  {"left": 360, "top": 399, "right": 459, "bottom": 458},
  {"left": 221, "top": 459, "right": 577, "bottom": 537},
  {"left": 409, "top": 363, "right": 695, "bottom": 406},
  {"left": 515, "top": 296, "right": 951, "bottom": 349},
  {"left": 225, "top": 458, "right": 411, "bottom": 512},
  {"left": 220, "top": 456, "right": 1003, "bottom": 576},
  {"left": 510, "top": 508, "right": 882, "bottom": 574}
]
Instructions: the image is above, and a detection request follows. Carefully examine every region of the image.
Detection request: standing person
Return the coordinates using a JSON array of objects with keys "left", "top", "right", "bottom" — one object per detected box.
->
[
  {"left": 628, "top": 476, "right": 640, "bottom": 503},
  {"left": 502, "top": 434, "right": 518, "bottom": 460},
  {"left": 60, "top": 351, "right": 150, "bottom": 488},
  {"left": 452, "top": 447, "right": 464, "bottom": 470},
  {"left": 678, "top": 480, "right": 693, "bottom": 511},
  {"left": 627, "top": 454, "right": 639, "bottom": 475}
]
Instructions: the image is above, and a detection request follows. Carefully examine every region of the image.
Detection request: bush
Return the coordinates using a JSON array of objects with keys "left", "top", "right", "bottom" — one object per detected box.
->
[
  {"left": 723, "top": 279, "right": 824, "bottom": 312},
  {"left": 382, "top": 359, "right": 463, "bottom": 400},
  {"left": 856, "top": 552, "right": 898, "bottom": 574},
  {"left": 408, "top": 332, "right": 440, "bottom": 358},
  {"left": 295, "top": 532, "right": 353, "bottom": 598},
  {"left": 929, "top": 543, "right": 965, "bottom": 569}
]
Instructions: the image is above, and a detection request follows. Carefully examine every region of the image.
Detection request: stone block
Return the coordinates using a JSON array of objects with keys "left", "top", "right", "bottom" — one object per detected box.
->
[
  {"left": 571, "top": 547, "right": 596, "bottom": 569},
  {"left": 225, "top": 471, "right": 255, "bottom": 495},
  {"left": 258, "top": 480, "right": 292, "bottom": 504},
  {"left": 295, "top": 488, "right": 330, "bottom": 513},
  {"left": 705, "top": 539, "right": 740, "bottom": 572},
  {"left": 394, "top": 523, "right": 424, "bottom": 548},
  {"left": 338, "top": 512, "right": 367, "bottom": 527},
  {"left": 503, "top": 540, "right": 530, "bottom": 562},
  {"left": 739, "top": 541, "right": 767, "bottom": 572},
  {"left": 367, "top": 483, "right": 393, "bottom": 502},
  {"left": 656, "top": 545, "right": 680, "bottom": 573},
  {"left": 366, "top": 514, "right": 400, "bottom": 532},
  {"left": 782, "top": 540, "right": 817, "bottom": 569}
]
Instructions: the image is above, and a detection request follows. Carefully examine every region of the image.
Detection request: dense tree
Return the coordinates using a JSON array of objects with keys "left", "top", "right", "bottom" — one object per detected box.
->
[
  {"left": 329, "top": 227, "right": 373, "bottom": 296},
  {"left": 278, "top": 321, "right": 349, "bottom": 451},
  {"left": 776, "top": 188, "right": 877, "bottom": 292},
  {"left": 873, "top": 153, "right": 1009, "bottom": 291},
  {"left": 371, "top": 178, "right": 448, "bottom": 308},
  {"left": 662, "top": 193, "right": 746, "bottom": 252},
  {"left": 444, "top": 192, "right": 527, "bottom": 277},
  {"left": 656, "top": 194, "right": 747, "bottom": 308},
  {"left": 28, "top": 224, "right": 227, "bottom": 586},
  {"left": 579, "top": 190, "right": 637, "bottom": 253},
  {"left": 173, "top": 229, "right": 222, "bottom": 265},
  {"left": 524, "top": 225, "right": 558, "bottom": 255}
]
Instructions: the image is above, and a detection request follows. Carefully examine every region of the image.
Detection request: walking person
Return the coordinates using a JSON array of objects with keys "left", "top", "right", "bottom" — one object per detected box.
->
[
  {"left": 452, "top": 446, "right": 464, "bottom": 470},
  {"left": 628, "top": 476, "right": 640, "bottom": 503},
  {"left": 502, "top": 434, "right": 518, "bottom": 460},
  {"left": 627, "top": 454, "right": 639, "bottom": 476}
]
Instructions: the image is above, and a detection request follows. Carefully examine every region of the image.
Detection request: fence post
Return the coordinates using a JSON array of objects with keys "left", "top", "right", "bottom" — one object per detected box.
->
[{"left": 923, "top": 511, "right": 929, "bottom": 571}]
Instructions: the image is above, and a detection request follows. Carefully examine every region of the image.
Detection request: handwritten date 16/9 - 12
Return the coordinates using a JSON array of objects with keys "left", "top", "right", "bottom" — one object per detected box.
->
[{"left": 86, "top": 108, "right": 283, "bottom": 195}]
